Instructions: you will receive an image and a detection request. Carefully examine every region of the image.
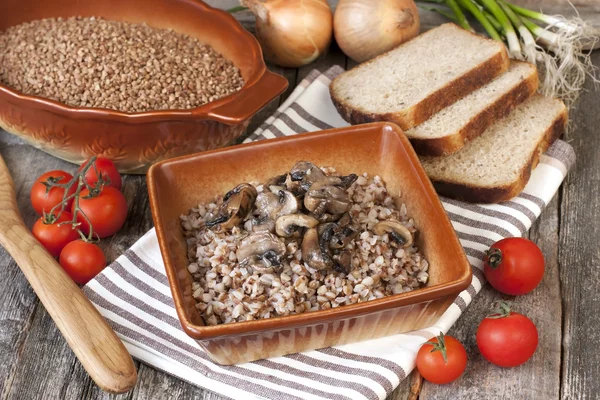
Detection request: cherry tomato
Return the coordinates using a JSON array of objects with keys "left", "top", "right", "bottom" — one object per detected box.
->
[
  {"left": 484, "top": 238, "right": 545, "bottom": 296},
  {"left": 59, "top": 240, "right": 106, "bottom": 285},
  {"left": 416, "top": 333, "right": 467, "bottom": 384},
  {"left": 30, "top": 170, "right": 76, "bottom": 215},
  {"left": 74, "top": 186, "right": 128, "bottom": 238},
  {"left": 79, "top": 157, "right": 122, "bottom": 190},
  {"left": 32, "top": 212, "right": 79, "bottom": 258},
  {"left": 476, "top": 302, "right": 538, "bottom": 367}
]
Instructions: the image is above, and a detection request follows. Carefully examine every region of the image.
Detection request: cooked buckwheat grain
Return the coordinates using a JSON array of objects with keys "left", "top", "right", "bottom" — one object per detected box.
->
[{"left": 181, "top": 168, "right": 430, "bottom": 326}]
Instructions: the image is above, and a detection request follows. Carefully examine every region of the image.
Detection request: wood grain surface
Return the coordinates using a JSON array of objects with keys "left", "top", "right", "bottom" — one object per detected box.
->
[
  {"left": 0, "top": 0, "right": 598, "bottom": 399},
  {"left": 0, "top": 156, "right": 137, "bottom": 394}
]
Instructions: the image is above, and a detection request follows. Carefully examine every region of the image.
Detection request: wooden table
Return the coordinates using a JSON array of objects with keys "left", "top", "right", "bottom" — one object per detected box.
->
[{"left": 1, "top": 1, "right": 599, "bottom": 399}]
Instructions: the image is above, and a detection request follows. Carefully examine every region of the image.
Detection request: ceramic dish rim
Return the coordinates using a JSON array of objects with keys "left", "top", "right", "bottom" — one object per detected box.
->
[{"left": 148, "top": 122, "right": 472, "bottom": 340}]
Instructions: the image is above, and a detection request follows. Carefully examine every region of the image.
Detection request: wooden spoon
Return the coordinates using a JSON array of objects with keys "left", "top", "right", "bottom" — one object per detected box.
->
[{"left": 0, "top": 154, "right": 137, "bottom": 393}]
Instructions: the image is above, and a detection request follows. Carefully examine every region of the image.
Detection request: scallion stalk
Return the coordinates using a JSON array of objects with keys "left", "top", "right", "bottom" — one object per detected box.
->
[
  {"left": 417, "top": 4, "right": 459, "bottom": 24},
  {"left": 446, "top": 0, "right": 474, "bottom": 32},
  {"left": 476, "top": 0, "right": 522, "bottom": 57},
  {"left": 505, "top": 3, "right": 556, "bottom": 25},
  {"left": 498, "top": 0, "right": 536, "bottom": 58},
  {"left": 483, "top": 10, "right": 503, "bottom": 34},
  {"left": 456, "top": 0, "right": 501, "bottom": 40}
]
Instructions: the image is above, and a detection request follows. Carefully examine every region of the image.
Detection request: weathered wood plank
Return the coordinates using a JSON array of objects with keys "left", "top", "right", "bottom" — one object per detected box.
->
[
  {"left": 558, "top": 49, "right": 600, "bottom": 400},
  {"left": 0, "top": 1, "right": 597, "bottom": 399},
  {"left": 0, "top": 141, "right": 74, "bottom": 399},
  {"left": 128, "top": 364, "right": 214, "bottom": 400},
  {"left": 388, "top": 370, "right": 422, "bottom": 400},
  {"left": 419, "top": 195, "right": 562, "bottom": 400}
]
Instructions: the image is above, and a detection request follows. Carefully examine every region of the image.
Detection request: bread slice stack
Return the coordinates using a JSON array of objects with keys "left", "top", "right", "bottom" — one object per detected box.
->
[{"left": 330, "top": 23, "right": 568, "bottom": 203}]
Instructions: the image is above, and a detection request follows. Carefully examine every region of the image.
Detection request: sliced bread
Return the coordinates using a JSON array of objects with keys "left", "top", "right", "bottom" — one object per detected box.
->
[
  {"left": 407, "top": 61, "right": 539, "bottom": 156},
  {"left": 330, "top": 23, "right": 510, "bottom": 130},
  {"left": 420, "top": 95, "right": 567, "bottom": 203}
]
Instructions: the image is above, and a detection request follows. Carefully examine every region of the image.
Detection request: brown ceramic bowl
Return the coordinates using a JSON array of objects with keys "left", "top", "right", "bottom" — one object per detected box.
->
[
  {"left": 0, "top": 0, "right": 287, "bottom": 174},
  {"left": 148, "top": 122, "right": 471, "bottom": 365}
]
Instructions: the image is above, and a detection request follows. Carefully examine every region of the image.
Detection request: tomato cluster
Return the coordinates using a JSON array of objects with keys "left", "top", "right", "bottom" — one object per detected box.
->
[
  {"left": 416, "top": 237, "right": 545, "bottom": 385},
  {"left": 30, "top": 157, "right": 127, "bottom": 284}
]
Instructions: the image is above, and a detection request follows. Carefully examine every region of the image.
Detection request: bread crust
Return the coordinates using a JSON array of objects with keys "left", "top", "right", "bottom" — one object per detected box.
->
[
  {"left": 410, "top": 62, "right": 539, "bottom": 156},
  {"left": 428, "top": 105, "right": 568, "bottom": 203},
  {"left": 330, "top": 24, "right": 510, "bottom": 131}
]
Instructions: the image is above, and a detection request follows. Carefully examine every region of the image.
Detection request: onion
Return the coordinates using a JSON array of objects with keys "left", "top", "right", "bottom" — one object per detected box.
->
[
  {"left": 242, "top": 0, "right": 333, "bottom": 68},
  {"left": 334, "top": 0, "right": 420, "bottom": 63}
]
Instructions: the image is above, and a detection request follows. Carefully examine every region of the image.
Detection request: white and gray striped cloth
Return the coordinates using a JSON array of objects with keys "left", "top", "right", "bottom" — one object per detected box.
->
[{"left": 84, "top": 66, "right": 575, "bottom": 400}]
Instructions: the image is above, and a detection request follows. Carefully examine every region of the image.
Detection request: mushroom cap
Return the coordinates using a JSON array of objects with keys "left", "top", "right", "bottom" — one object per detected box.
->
[
  {"left": 207, "top": 183, "right": 257, "bottom": 230},
  {"left": 236, "top": 232, "right": 286, "bottom": 270},
  {"left": 301, "top": 227, "right": 333, "bottom": 270},
  {"left": 304, "top": 183, "right": 350, "bottom": 215},
  {"left": 373, "top": 220, "right": 413, "bottom": 248},
  {"left": 275, "top": 214, "right": 319, "bottom": 237}
]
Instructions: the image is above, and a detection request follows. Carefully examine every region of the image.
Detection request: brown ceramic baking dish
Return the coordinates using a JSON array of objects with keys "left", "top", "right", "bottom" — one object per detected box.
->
[
  {"left": 0, "top": 0, "right": 287, "bottom": 174},
  {"left": 148, "top": 122, "right": 472, "bottom": 365}
]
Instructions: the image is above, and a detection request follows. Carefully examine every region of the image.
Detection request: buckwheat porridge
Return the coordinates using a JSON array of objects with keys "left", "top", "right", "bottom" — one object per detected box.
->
[{"left": 180, "top": 161, "right": 429, "bottom": 326}]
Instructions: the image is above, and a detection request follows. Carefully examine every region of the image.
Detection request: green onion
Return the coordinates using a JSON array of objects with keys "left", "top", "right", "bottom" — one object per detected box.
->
[
  {"left": 456, "top": 0, "right": 501, "bottom": 40},
  {"left": 446, "top": 0, "right": 474, "bottom": 32},
  {"left": 417, "top": 4, "right": 459, "bottom": 24},
  {"left": 505, "top": 3, "right": 556, "bottom": 25},
  {"left": 498, "top": 0, "right": 536, "bottom": 57},
  {"left": 482, "top": 10, "right": 503, "bottom": 33},
  {"left": 476, "top": 0, "right": 521, "bottom": 57}
]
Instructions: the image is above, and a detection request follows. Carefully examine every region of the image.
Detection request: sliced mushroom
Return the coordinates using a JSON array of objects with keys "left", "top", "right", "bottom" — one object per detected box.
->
[
  {"left": 337, "top": 212, "right": 352, "bottom": 227},
  {"left": 206, "top": 183, "right": 257, "bottom": 230},
  {"left": 289, "top": 161, "right": 324, "bottom": 182},
  {"left": 373, "top": 221, "right": 413, "bottom": 248},
  {"left": 275, "top": 214, "right": 319, "bottom": 237},
  {"left": 304, "top": 183, "right": 351, "bottom": 216},
  {"left": 255, "top": 190, "right": 299, "bottom": 218},
  {"left": 277, "top": 190, "right": 299, "bottom": 215},
  {"left": 264, "top": 173, "right": 286, "bottom": 188},
  {"left": 301, "top": 227, "right": 333, "bottom": 270},
  {"left": 251, "top": 215, "right": 275, "bottom": 233},
  {"left": 329, "top": 226, "right": 358, "bottom": 249},
  {"left": 333, "top": 249, "right": 353, "bottom": 274},
  {"left": 339, "top": 173, "right": 358, "bottom": 189},
  {"left": 236, "top": 232, "right": 286, "bottom": 271}
]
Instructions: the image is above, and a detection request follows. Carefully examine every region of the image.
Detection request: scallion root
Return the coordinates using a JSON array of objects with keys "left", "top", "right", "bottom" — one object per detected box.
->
[{"left": 418, "top": 0, "right": 599, "bottom": 108}]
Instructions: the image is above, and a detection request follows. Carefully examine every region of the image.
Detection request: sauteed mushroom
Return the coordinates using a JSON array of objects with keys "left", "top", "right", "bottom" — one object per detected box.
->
[
  {"left": 329, "top": 226, "right": 358, "bottom": 249},
  {"left": 373, "top": 220, "right": 413, "bottom": 248},
  {"left": 301, "top": 227, "right": 333, "bottom": 270},
  {"left": 304, "top": 182, "right": 351, "bottom": 216},
  {"left": 275, "top": 214, "right": 319, "bottom": 238},
  {"left": 206, "top": 183, "right": 257, "bottom": 230},
  {"left": 333, "top": 249, "right": 353, "bottom": 274},
  {"left": 236, "top": 232, "right": 286, "bottom": 271},
  {"left": 255, "top": 189, "right": 299, "bottom": 218}
]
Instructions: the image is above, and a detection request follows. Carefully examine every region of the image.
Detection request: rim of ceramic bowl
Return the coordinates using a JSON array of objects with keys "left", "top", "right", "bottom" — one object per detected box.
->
[
  {"left": 0, "top": 1, "right": 273, "bottom": 124},
  {"left": 148, "top": 123, "right": 473, "bottom": 340}
]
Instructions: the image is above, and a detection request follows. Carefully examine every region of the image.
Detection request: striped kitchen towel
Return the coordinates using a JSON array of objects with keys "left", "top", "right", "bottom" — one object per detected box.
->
[{"left": 84, "top": 66, "right": 575, "bottom": 400}]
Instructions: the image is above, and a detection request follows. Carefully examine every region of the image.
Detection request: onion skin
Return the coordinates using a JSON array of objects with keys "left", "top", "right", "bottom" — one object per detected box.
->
[
  {"left": 334, "top": 0, "right": 420, "bottom": 63},
  {"left": 244, "top": 0, "right": 333, "bottom": 68}
]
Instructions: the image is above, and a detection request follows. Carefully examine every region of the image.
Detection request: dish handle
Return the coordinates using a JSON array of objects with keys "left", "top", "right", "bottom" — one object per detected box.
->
[{"left": 205, "top": 70, "right": 288, "bottom": 125}]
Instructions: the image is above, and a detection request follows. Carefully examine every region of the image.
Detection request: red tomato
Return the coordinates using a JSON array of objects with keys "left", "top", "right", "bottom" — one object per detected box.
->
[
  {"left": 476, "top": 303, "right": 538, "bottom": 367},
  {"left": 79, "top": 157, "right": 122, "bottom": 190},
  {"left": 74, "top": 186, "right": 128, "bottom": 238},
  {"left": 416, "top": 333, "right": 467, "bottom": 384},
  {"left": 30, "top": 170, "right": 76, "bottom": 215},
  {"left": 59, "top": 240, "right": 106, "bottom": 285},
  {"left": 484, "top": 238, "right": 545, "bottom": 296},
  {"left": 32, "top": 212, "right": 79, "bottom": 258}
]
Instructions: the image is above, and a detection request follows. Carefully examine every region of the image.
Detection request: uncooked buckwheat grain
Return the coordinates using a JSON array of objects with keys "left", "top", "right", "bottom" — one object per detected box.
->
[{"left": 0, "top": 16, "right": 245, "bottom": 113}]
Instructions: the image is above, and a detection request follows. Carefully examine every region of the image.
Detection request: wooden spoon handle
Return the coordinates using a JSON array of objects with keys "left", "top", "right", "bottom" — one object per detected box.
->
[{"left": 0, "top": 156, "right": 137, "bottom": 393}]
